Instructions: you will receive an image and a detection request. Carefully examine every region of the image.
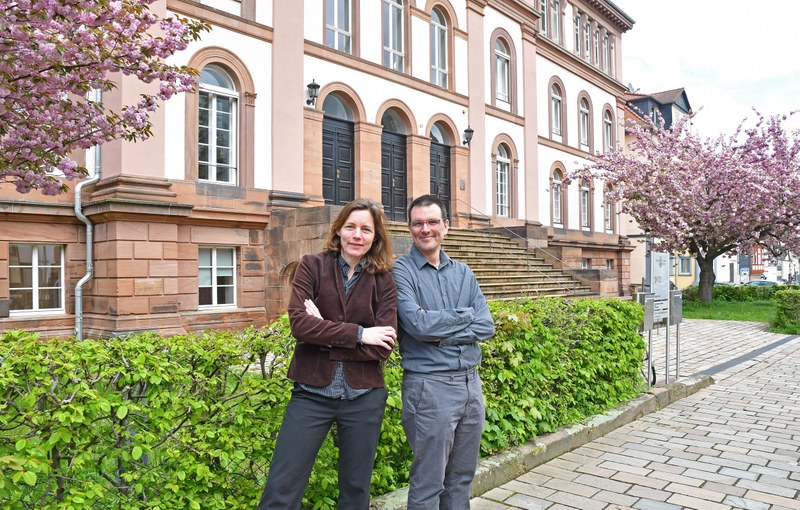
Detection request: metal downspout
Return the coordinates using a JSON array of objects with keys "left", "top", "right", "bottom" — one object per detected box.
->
[{"left": 74, "top": 144, "right": 101, "bottom": 340}]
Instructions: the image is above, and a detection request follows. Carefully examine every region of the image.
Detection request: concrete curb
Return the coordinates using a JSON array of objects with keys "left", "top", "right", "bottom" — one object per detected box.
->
[{"left": 370, "top": 374, "right": 714, "bottom": 509}]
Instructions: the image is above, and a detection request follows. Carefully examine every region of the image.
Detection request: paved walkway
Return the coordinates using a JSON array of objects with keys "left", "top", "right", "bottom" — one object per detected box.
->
[{"left": 471, "top": 319, "right": 800, "bottom": 510}]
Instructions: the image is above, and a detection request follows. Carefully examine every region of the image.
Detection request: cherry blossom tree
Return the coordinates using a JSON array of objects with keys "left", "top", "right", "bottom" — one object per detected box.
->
[
  {"left": 578, "top": 112, "right": 800, "bottom": 302},
  {"left": 0, "top": 0, "right": 207, "bottom": 195}
]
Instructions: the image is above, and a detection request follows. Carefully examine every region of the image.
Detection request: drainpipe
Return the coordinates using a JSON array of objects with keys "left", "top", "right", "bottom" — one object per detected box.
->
[{"left": 74, "top": 92, "right": 102, "bottom": 340}]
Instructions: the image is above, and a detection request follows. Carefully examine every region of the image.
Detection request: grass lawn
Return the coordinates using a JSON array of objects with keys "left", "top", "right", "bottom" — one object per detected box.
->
[{"left": 682, "top": 300, "right": 775, "bottom": 323}]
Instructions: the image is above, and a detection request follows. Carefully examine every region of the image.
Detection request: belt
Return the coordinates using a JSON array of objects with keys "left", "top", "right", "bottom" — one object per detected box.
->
[{"left": 404, "top": 366, "right": 479, "bottom": 381}]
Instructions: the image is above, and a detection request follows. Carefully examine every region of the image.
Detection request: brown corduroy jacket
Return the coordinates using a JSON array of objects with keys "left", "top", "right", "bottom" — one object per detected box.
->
[{"left": 286, "top": 251, "right": 397, "bottom": 389}]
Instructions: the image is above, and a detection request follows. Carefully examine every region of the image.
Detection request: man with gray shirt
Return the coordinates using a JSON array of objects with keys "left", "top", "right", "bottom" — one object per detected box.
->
[{"left": 391, "top": 194, "right": 495, "bottom": 509}]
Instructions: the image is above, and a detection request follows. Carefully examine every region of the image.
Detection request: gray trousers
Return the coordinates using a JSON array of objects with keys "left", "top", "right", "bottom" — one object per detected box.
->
[
  {"left": 402, "top": 368, "right": 485, "bottom": 510},
  {"left": 257, "top": 385, "right": 387, "bottom": 510}
]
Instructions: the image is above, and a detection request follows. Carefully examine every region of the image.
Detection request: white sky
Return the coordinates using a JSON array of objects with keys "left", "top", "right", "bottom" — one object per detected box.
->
[{"left": 620, "top": 1, "right": 800, "bottom": 139}]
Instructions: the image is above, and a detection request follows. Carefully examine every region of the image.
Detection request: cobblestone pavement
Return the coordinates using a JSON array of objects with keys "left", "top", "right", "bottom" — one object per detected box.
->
[{"left": 471, "top": 320, "right": 800, "bottom": 510}]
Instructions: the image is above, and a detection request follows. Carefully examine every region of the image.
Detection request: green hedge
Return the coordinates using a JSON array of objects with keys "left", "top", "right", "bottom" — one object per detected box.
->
[
  {"left": 772, "top": 289, "right": 800, "bottom": 334},
  {"left": 682, "top": 283, "right": 799, "bottom": 302},
  {"left": 0, "top": 298, "right": 644, "bottom": 509}
]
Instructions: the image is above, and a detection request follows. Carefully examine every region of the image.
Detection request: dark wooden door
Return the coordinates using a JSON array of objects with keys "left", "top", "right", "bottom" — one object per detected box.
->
[
  {"left": 381, "top": 131, "right": 407, "bottom": 221},
  {"left": 322, "top": 117, "right": 355, "bottom": 205},
  {"left": 430, "top": 141, "right": 451, "bottom": 220}
]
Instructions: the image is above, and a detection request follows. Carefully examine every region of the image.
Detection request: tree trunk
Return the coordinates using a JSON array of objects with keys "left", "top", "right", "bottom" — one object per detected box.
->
[{"left": 697, "top": 256, "right": 716, "bottom": 302}]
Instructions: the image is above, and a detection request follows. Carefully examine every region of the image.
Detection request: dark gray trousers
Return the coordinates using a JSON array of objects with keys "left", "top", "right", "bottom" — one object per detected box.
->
[
  {"left": 402, "top": 368, "right": 485, "bottom": 510},
  {"left": 257, "top": 385, "right": 387, "bottom": 510}
]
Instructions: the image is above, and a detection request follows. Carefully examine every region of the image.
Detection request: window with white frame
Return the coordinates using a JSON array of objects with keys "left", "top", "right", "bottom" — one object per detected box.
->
[
  {"left": 679, "top": 256, "right": 693, "bottom": 275},
  {"left": 602, "top": 34, "right": 609, "bottom": 73},
  {"left": 540, "top": 0, "right": 548, "bottom": 35},
  {"left": 593, "top": 27, "right": 600, "bottom": 65},
  {"left": 581, "top": 258, "right": 590, "bottom": 269},
  {"left": 574, "top": 13, "right": 581, "bottom": 55},
  {"left": 326, "top": 0, "right": 352, "bottom": 53},
  {"left": 552, "top": 169, "right": 563, "bottom": 225},
  {"left": 494, "top": 39, "right": 510, "bottom": 104},
  {"left": 603, "top": 109, "right": 614, "bottom": 152},
  {"left": 198, "top": 65, "right": 238, "bottom": 185},
  {"left": 551, "top": 84, "right": 562, "bottom": 137},
  {"left": 383, "top": 0, "right": 404, "bottom": 71},
  {"left": 580, "top": 180, "right": 590, "bottom": 228},
  {"left": 579, "top": 99, "right": 590, "bottom": 149},
  {"left": 604, "top": 199, "right": 614, "bottom": 232},
  {"left": 583, "top": 20, "right": 590, "bottom": 62},
  {"left": 431, "top": 8, "right": 448, "bottom": 88},
  {"left": 199, "top": 247, "right": 236, "bottom": 307},
  {"left": 496, "top": 145, "right": 510, "bottom": 217},
  {"left": 9, "top": 244, "right": 64, "bottom": 313},
  {"left": 552, "top": 0, "right": 561, "bottom": 43}
]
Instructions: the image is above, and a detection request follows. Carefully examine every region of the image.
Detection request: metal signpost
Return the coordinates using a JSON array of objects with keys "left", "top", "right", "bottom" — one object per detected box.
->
[{"left": 651, "top": 252, "right": 671, "bottom": 382}]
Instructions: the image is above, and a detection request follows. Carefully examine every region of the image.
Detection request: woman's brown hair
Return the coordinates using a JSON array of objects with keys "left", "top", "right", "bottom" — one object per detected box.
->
[{"left": 323, "top": 198, "right": 395, "bottom": 273}]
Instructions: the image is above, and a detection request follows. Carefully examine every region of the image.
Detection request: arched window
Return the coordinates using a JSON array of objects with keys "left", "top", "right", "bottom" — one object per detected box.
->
[
  {"left": 198, "top": 65, "right": 238, "bottom": 184},
  {"left": 495, "top": 39, "right": 510, "bottom": 104},
  {"left": 490, "top": 30, "right": 517, "bottom": 112},
  {"left": 496, "top": 144, "right": 510, "bottom": 217},
  {"left": 577, "top": 93, "right": 594, "bottom": 153},
  {"left": 383, "top": 0, "right": 405, "bottom": 71},
  {"left": 579, "top": 98, "right": 590, "bottom": 149},
  {"left": 551, "top": 84, "right": 562, "bottom": 139},
  {"left": 603, "top": 108, "right": 615, "bottom": 152},
  {"left": 431, "top": 8, "right": 448, "bottom": 88},
  {"left": 551, "top": 167, "right": 565, "bottom": 225}
]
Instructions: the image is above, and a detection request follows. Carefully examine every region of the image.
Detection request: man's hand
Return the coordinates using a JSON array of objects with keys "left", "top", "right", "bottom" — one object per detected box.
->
[
  {"left": 305, "top": 299, "right": 323, "bottom": 319},
  {"left": 361, "top": 326, "right": 397, "bottom": 350}
]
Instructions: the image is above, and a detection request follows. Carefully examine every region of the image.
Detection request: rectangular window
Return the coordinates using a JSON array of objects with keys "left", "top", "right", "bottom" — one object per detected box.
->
[
  {"left": 580, "top": 109, "right": 589, "bottom": 147},
  {"left": 198, "top": 90, "right": 237, "bottom": 184},
  {"left": 496, "top": 159, "right": 509, "bottom": 217},
  {"left": 431, "top": 17, "right": 448, "bottom": 87},
  {"left": 584, "top": 21, "right": 590, "bottom": 62},
  {"left": 540, "top": 0, "right": 548, "bottom": 35},
  {"left": 199, "top": 247, "right": 236, "bottom": 308},
  {"left": 553, "top": 183, "right": 562, "bottom": 224},
  {"left": 326, "top": 0, "right": 352, "bottom": 53},
  {"left": 551, "top": 93, "right": 562, "bottom": 136},
  {"left": 495, "top": 53, "right": 509, "bottom": 103},
  {"left": 574, "top": 14, "right": 581, "bottom": 55},
  {"left": 580, "top": 188, "right": 590, "bottom": 228},
  {"left": 552, "top": 0, "right": 560, "bottom": 43},
  {"left": 679, "top": 256, "right": 692, "bottom": 275},
  {"left": 581, "top": 258, "right": 590, "bottom": 270},
  {"left": 593, "top": 28, "right": 600, "bottom": 65},
  {"left": 602, "top": 34, "right": 609, "bottom": 73},
  {"left": 9, "top": 244, "right": 64, "bottom": 313},
  {"left": 383, "top": 0, "right": 404, "bottom": 71},
  {"left": 606, "top": 259, "right": 614, "bottom": 270},
  {"left": 604, "top": 202, "right": 613, "bottom": 231}
]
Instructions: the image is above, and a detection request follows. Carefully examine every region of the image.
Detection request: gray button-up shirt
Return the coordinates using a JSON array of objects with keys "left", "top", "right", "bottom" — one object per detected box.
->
[{"left": 391, "top": 245, "right": 495, "bottom": 373}]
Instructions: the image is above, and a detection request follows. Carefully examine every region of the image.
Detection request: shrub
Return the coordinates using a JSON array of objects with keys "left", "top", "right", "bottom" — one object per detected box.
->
[
  {"left": 682, "top": 283, "right": 799, "bottom": 302},
  {"left": 772, "top": 289, "right": 800, "bottom": 334},
  {"left": 0, "top": 298, "right": 644, "bottom": 509}
]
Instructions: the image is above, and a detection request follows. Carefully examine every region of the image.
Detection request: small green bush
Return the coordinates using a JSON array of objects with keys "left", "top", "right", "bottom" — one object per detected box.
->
[
  {"left": 0, "top": 298, "right": 644, "bottom": 509},
  {"left": 772, "top": 289, "right": 800, "bottom": 334}
]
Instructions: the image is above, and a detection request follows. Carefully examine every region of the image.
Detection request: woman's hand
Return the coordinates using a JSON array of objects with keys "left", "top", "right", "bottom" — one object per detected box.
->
[
  {"left": 361, "top": 326, "right": 397, "bottom": 350},
  {"left": 304, "top": 299, "right": 323, "bottom": 319}
]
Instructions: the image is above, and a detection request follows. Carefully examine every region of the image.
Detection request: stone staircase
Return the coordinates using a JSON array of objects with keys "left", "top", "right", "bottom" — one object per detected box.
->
[{"left": 388, "top": 224, "right": 596, "bottom": 300}]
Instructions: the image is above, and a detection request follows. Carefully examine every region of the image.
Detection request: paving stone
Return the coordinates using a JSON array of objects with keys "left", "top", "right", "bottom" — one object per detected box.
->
[
  {"left": 541, "top": 477, "right": 599, "bottom": 499},
  {"left": 722, "top": 495, "right": 770, "bottom": 510},
  {"left": 593, "top": 489, "right": 639, "bottom": 507},
  {"left": 663, "top": 482, "right": 727, "bottom": 502},
  {"left": 742, "top": 489, "right": 800, "bottom": 510},
  {"left": 503, "top": 493, "right": 552, "bottom": 510},
  {"left": 735, "top": 478, "right": 798, "bottom": 498},
  {"left": 546, "top": 491, "right": 606, "bottom": 510},
  {"left": 482, "top": 487, "right": 514, "bottom": 502},
  {"left": 665, "top": 493, "right": 732, "bottom": 510},
  {"left": 471, "top": 497, "right": 512, "bottom": 510},
  {"left": 632, "top": 499, "right": 682, "bottom": 510}
]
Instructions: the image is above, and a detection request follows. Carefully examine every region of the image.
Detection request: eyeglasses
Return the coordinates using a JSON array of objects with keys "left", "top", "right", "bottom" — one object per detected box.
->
[{"left": 410, "top": 219, "right": 443, "bottom": 230}]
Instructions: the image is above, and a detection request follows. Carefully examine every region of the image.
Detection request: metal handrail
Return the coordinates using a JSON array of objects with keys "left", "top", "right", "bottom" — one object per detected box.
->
[{"left": 449, "top": 198, "right": 581, "bottom": 296}]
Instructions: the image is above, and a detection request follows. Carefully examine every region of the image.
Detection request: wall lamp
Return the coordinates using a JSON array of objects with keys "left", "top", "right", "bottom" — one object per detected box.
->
[
  {"left": 306, "top": 79, "right": 320, "bottom": 106},
  {"left": 463, "top": 126, "right": 474, "bottom": 146}
]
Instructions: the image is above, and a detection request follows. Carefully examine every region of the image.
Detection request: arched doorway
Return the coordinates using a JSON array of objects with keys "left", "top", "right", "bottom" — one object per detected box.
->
[
  {"left": 380, "top": 109, "right": 408, "bottom": 221},
  {"left": 429, "top": 122, "right": 452, "bottom": 220},
  {"left": 322, "top": 94, "right": 355, "bottom": 205}
]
